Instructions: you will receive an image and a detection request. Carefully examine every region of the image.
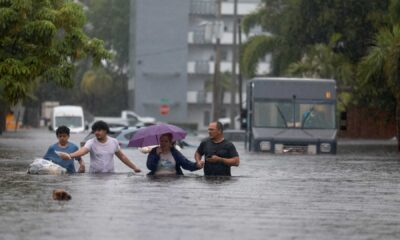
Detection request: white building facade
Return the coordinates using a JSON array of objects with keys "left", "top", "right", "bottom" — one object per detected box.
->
[
  {"left": 130, "top": 0, "right": 270, "bottom": 130},
  {"left": 186, "top": 0, "right": 270, "bottom": 130}
]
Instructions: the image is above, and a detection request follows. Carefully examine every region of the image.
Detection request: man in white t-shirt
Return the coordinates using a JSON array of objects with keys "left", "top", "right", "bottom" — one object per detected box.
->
[{"left": 59, "top": 121, "right": 141, "bottom": 173}]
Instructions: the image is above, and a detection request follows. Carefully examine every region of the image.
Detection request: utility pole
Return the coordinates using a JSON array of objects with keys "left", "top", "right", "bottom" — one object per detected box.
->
[
  {"left": 229, "top": 0, "right": 238, "bottom": 129},
  {"left": 212, "top": 0, "right": 222, "bottom": 121},
  {"left": 238, "top": 17, "right": 244, "bottom": 128}
]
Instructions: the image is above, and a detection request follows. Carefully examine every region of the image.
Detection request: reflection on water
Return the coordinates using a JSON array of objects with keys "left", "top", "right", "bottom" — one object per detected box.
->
[{"left": 1, "top": 129, "right": 400, "bottom": 239}]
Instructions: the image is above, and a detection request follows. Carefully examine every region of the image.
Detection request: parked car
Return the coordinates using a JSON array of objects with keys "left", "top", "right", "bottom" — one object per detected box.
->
[
  {"left": 91, "top": 110, "right": 156, "bottom": 130},
  {"left": 80, "top": 127, "right": 141, "bottom": 148},
  {"left": 80, "top": 127, "right": 194, "bottom": 149}
]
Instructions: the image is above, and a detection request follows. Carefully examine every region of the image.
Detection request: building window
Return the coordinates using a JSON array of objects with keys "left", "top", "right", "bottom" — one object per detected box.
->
[{"left": 221, "top": 50, "right": 228, "bottom": 61}]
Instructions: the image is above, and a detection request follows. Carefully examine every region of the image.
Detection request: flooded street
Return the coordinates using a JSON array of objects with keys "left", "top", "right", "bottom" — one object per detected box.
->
[{"left": 1, "top": 129, "right": 400, "bottom": 240}]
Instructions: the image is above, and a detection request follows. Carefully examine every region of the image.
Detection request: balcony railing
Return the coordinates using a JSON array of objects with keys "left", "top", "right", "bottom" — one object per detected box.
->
[
  {"left": 190, "top": 0, "right": 217, "bottom": 15},
  {"left": 194, "top": 60, "right": 210, "bottom": 74},
  {"left": 188, "top": 60, "right": 270, "bottom": 75},
  {"left": 192, "top": 28, "right": 213, "bottom": 44},
  {"left": 187, "top": 91, "right": 246, "bottom": 104},
  {"left": 187, "top": 91, "right": 212, "bottom": 104}
]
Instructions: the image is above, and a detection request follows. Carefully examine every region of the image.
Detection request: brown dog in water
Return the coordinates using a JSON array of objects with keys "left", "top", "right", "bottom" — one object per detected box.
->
[{"left": 52, "top": 189, "right": 71, "bottom": 201}]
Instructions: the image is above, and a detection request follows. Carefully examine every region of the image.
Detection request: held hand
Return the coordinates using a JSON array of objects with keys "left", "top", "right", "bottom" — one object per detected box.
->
[
  {"left": 78, "top": 164, "right": 85, "bottom": 173},
  {"left": 206, "top": 155, "right": 222, "bottom": 164},
  {"left": 59, "top": 152, "right": 72, "bottom": 160},
  {"left": 196, "top": 160, "right": 205, "bottom": 169}
]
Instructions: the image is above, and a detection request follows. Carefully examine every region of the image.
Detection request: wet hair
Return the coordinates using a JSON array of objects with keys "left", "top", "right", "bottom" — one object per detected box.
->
[
  {"left": 91, "top": 120, "right": 110, "bottom": 133},
  {"left": 160, "top": 133, "right": 173, "bottom": 142},
  {"left": 216, "top": 121, "right": 224, "bottom": 133},
  {"left": 56, "top": 126, "right": 70, "bottom": 136}
]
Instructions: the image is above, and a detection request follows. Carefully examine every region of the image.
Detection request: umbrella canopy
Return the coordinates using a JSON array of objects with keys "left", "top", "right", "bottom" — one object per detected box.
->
[{"left": 128, "top": 123, "right": 187, "bottom": 147}]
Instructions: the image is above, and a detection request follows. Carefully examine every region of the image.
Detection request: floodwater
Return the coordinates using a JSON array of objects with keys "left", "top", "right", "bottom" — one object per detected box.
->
[{"left": 1, "top": 129, "right": 400, "bottom": 240}]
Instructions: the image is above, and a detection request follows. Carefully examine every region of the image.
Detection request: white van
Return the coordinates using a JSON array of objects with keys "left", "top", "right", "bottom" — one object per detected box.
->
[{"left": 50, "top": 106, "right": 85, "bottom": 133}]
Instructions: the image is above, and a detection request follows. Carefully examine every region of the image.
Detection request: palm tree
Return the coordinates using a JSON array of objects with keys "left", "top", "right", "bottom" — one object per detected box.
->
[
  {"left": 287, "top": 35, "right": 354, "bottom": 87},
  {"left": 240, "top": 35, "right": 280, "bottom": 77},
  {"left": 80, "top": 67, "right": 112, "bottom": 113},
  {"left": 358, "top": 24, "right": 400, "bottom": 150},
  {"left": 287, "top": 37, "right": 355, "bottom": 113},
  {"left": 240, "top": 4, "right": 273, "bottom": 77}
]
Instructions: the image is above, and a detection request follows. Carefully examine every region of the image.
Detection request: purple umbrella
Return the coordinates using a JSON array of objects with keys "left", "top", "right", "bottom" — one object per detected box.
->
[{"left": 128, "top": 123, "right": 187, "bottom": 147}]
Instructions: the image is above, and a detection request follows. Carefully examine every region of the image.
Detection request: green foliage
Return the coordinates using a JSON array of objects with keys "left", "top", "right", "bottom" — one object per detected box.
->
[
  {"left": 0, "top": 0, "right": 111, "bottom": 105},
  {"left": 205, "top": 71, "right": 233, "bottom": 92},
  {"left": 357, "top": 24, "right": 400, "bottom": 109},
  {"left": 242, "top": 10, "right": 265, "bottom": 35},
  {"left": 241, "top": 0, "right": 389, "bottom": 78},
  {"left": 80, "top": 67, "right": 112, "bottom": 96},
  {"left": 240, "top": 35, "right": 278, "bottom": 77},
  {"left": 239, "top": 0, "right": 400, "bottom": 113},
  {"left": 287, "top": 35, "right": 354, "bottom": 86},
  {"left": 86, "top": 0, "right": 130, "bottom": 69},
  {"left": 28, "top": 0, "right": 131, "bottom": 117},
  {"left": 389, "top": 0, "right": 400, "bottom": 24}
]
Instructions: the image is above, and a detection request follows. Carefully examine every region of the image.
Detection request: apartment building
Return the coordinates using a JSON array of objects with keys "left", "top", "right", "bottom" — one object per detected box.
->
[{"left": 129, "top": 0, "right": 270, "bottom": 129}]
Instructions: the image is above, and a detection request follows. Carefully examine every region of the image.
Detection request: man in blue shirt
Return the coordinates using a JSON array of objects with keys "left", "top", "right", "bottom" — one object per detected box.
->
[{"left": 43, "top": 126, "right": 85, "bottom": 173}]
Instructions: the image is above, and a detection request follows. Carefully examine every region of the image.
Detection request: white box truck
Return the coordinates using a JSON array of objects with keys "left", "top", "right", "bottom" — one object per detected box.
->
[{"left": 49, "top": 105, "right": 85, "bottom": 133}]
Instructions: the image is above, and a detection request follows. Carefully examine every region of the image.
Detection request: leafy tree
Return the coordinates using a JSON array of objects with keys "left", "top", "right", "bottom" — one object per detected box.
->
[
  {"left": 50, "top": 0, "right": 131, "bottom": 117},
  {"left": 286, "top": 34, "right": 354, "bottom": 84},
  {"left": 205, "top": 71, "right": 233, "bottom": 114},
  {"left": 0, "top": 0, "right": 111, "bottom": 105},
  {"left": 241, "top": 0, "right": 388, "bottom": 77},
  {"left": 357, "top": 24, "right": 400, "bottom": 149},
  {"left": 85, "top": 0, "right": 130, "bottom": 71},
  {"left": 14, "top": 0, "right": 131, "bottom": 127},
  {"left": 240, "top": 35, "right": 280, "bottom": 77},
  {"left": 287, "top": 35, "right": 354, "bottom": 112}
]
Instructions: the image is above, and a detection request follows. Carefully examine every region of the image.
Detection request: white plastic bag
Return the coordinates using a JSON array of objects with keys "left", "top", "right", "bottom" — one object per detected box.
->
[{"left": 27, "top": 158, "right": 67, "bottom": 175}]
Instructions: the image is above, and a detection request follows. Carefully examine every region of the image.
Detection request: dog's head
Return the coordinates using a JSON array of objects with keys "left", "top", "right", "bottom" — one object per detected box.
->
[{"left": 52, "top": 189, "right": 71, "bottom": 201}]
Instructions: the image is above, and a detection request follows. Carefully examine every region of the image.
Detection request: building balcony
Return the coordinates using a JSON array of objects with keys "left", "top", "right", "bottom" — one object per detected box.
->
[
  {"left": 221, "top": 2, "right": 260, "bottom": 16},
  {"left": 188, "top": 29, "right": 269, "bottom": 45},
  {"left": 187, "top": 60, "right": 270, "bottom": 75},
  {"left": 187, "top": 29, "right": 213, "bottom": 44},
  {"left": 187, "top": 91, "right": 212, "bottom": 104},
  {"left": 187, "top": 91, "right": 247, "bottom": 104},
  {"left": 188, "top": 31, "right": 250, "bottom": 45},
  {"left": 190, "top": 0, "right": 217, "bottom": 15},
  {"left": 190, "top": 0, "right": 260, "bottom": 16}
]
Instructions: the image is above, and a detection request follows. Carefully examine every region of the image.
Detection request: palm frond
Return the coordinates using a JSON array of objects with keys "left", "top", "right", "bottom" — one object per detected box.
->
[
  {"left": 240, "top": 35, "right": 276, "bottom": 77},
  {"left": 241, "top": 7, "right": 265, "bottom": 35}
]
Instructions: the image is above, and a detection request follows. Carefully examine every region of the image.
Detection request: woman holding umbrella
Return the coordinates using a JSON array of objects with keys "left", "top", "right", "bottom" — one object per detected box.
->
[{"left": 146, "top": 133, "right": 203, "bottom": 176}]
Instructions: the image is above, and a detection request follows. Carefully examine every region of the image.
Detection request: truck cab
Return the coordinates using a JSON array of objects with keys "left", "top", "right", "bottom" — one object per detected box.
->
[{"left": 246, "top": 78, "right": 337, "bottom": 154}]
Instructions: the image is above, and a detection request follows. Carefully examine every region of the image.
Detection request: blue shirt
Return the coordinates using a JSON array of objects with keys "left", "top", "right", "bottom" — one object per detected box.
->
[{"left": 43, "top": 142, "right": 81, "bottom": 173}]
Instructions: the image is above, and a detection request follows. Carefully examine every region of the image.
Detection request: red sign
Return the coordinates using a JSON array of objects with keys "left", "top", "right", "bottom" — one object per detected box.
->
[{"left": 160, "top": 104, "right": 170, "bottom": 115}]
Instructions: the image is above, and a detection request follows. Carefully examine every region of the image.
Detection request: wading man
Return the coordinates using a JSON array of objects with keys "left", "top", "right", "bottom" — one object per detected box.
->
[
  {"left": 59, "top": 121, "right": 141, "bottom": 173},
  {"left": 195, "top": 121, "right": 240, "bottom": 176}
]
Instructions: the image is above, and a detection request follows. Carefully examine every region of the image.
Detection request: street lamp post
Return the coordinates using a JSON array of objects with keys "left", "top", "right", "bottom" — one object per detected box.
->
[
  {"left": 212, "top": 0, "right": 222, "bottom": 121},
  {"left": 229, "top": 0, "right": 238, "bottom": 128}
]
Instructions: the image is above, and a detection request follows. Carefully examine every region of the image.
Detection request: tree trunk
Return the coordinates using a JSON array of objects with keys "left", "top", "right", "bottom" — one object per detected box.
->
[
  {"left": 397, "top": 101, "right": 400, "bottom": 151},
  {"left": 0, "top": 99, "right": 7, "bottom": 134}
]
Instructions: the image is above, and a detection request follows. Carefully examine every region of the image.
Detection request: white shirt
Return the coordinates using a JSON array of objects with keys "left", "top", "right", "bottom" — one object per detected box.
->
[
  {"left": 155, "top": 151, "right": 176, "bottom": 176},
  {"left": 84, "top": 136, "right": 120, "bottom": 173}
]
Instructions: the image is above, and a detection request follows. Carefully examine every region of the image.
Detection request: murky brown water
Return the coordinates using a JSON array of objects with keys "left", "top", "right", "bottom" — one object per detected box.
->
[{"left": 1, "top": 129, "right": 400, "bottom": 240}]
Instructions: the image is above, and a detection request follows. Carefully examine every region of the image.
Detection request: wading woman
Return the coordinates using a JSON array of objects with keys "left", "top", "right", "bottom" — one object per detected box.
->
[{"left": 146, "top": 133, "right": 203, "bottom": 176}]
